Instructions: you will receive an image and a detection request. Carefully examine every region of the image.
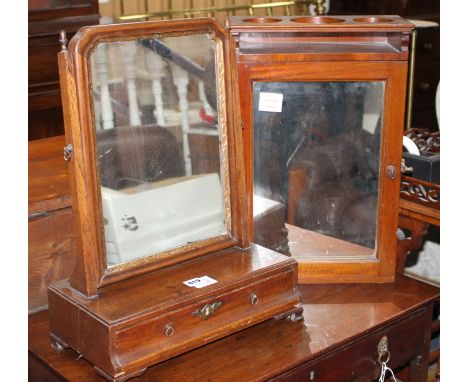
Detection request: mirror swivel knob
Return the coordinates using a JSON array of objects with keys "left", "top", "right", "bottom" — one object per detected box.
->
[{"left": 63, "top": 144, "right": 73, "bottom": 162}]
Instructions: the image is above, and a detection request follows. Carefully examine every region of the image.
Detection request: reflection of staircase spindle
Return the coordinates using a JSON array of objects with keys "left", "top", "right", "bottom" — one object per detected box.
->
[
  {"left": 95, "top": 44, "right": 114, "bottom": 130},
  {"left": 121, "top": 42, "right": 141, "bottom": 127},
  {"left": 171, "top": 63, "right": 192, "bottom": 176},
  {"left": 145, "top": 49, "right": 167, "bottom": 126},
  {"left": 198, "top": 81, "right": 215, "bottom": 116}
]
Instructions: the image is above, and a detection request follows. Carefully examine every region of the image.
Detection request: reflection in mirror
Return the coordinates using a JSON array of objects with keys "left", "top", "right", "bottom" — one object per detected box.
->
[
  {"left": 253, "top": 81, "right": 384, "bottom": 260},
  {"left": 89, "top": 34, "right": 228, "bottom": 267}
]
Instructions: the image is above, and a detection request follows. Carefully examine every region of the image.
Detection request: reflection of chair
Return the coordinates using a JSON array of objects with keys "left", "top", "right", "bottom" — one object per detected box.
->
[
  {"left": 96, "top": 126, "right": 184, "bottom": 190},
  {"left": 287, "top": 129, "right": 379, "bottom": 248}
]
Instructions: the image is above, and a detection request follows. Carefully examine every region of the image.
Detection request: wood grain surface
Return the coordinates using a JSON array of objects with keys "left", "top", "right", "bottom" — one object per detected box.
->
[
  {"left": 28, "top": 135, "right": 70, "bottom": 216},
  {"left": 29, "top": 135, "right": 76, "bottom": 313},
  {"left": 30, "top": 275, "right": 438, "bottom": 381},
  {"left": 47, "top": 244, "right": 301, "bottom": 379}
]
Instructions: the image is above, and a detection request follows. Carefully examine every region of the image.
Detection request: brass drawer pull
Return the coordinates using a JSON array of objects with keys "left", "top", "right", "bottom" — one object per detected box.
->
[
  {"left": 377, "top": 335, "right": 391, "bottom": 364},
  {"left": 377, "top": 336, "right": 398, "bottom": 381},
  {"left": 164, "top": 323, "right": 174, "bottom": 337},
  {"left": 192, "top": 301, "right": 223, "bottom": 320},
  {"left": 250, "top": 293, "right": 259, "bottom": 305}
]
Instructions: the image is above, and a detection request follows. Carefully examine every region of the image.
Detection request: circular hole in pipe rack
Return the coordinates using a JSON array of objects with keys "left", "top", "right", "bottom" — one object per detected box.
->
[
  {"left": 353, "top": 17, "right": 394, "bottom": 23},
  {"left": 242, "top": 17, "right": 282, "bottom": 23},
  {"left": 290, "top": 16, "right": 346, "bottom": 24}
]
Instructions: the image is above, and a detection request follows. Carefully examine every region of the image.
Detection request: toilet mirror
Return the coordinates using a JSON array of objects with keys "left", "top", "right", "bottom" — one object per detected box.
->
[{"left": 60, "top": 19, "right": 247, "bottom": 293}]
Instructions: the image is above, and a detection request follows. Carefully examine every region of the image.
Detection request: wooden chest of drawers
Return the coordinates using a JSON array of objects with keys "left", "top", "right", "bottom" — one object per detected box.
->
[{"left": 271, "top": 307, "right": 429, "bottom": 381}]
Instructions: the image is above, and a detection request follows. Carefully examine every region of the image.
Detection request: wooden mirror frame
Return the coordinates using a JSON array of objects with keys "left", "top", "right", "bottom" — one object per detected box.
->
[{"left": 59, "top": 18, "right": 248, "bottom": 297}]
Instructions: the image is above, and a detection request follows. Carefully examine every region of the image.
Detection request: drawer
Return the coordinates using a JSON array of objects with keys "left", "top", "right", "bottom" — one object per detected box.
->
[
  {"left": 114, "top": 269, "right": 296, "bottom": 363},
  {"left": 272, "top": 307, "right": 428, "bottom": 381}
]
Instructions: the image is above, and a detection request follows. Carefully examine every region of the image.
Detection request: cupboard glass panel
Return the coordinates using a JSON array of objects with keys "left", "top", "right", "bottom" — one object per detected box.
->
[{"left": 253, "top": 81, "right": 384, "bottom": 260}]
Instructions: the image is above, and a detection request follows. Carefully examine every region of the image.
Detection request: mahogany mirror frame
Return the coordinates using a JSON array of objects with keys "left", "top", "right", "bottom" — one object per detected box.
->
[
  {"left": 230, "top": 16, "right": 414, "bottom": 283},
  {"left": 58, "top": 18, "right": 248, "bottom": 297}
]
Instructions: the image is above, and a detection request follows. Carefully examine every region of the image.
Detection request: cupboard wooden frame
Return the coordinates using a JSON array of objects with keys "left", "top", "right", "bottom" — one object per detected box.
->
[{"left": 228, "top": 15, "right": 415, "bottom": 283}]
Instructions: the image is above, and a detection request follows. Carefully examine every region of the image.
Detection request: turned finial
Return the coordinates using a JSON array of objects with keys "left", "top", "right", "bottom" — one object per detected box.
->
[
  {"left": 315, "top": 0, "right": 326, "bottom": 15},
  {"left": 59, "top": 30, "right": 68, "bottom": 52}
]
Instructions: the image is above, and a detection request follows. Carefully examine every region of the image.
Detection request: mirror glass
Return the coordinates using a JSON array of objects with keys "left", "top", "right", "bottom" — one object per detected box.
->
[
  {"left": 89, "top": 33, "right": 228, "bottom": 267},
  {"left": 253, "top": 81, "right": 384, "bottom": 261}
]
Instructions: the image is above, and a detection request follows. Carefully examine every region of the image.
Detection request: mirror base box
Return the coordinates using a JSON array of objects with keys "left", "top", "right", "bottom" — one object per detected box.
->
[{"left": 48, "top": 244, "right": 301, "bottom": 382}]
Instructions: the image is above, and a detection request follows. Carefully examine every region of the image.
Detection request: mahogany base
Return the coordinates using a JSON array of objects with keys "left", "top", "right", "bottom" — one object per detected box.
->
[{"left": 48, "top": 244, "right": 301, "bottom": 381}]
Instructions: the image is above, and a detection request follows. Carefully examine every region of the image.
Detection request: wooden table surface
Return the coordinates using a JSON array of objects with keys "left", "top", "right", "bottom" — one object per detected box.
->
[{"left": 29, "top": 274, "right": 439, "bottom": 382}]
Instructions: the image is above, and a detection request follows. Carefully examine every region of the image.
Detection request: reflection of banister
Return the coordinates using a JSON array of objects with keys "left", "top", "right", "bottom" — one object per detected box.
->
[
  {"left": 114, "top": 0, "right": 319, "bottom": 22},
  {"left": 120, "top": 43, "right": 141, "bottom": 126},
  {"left": 94, "top": 44, "right": 114, "bottom": 130},
  {"left": 92, "top": 90, "right": 128, "bottom": 115},
  {"left": 145, "top": 47, "right": 167, "bottom": 126},
  {"left": 139, "top": 39, "right": 205, "bottom": 81},
  {"left": 171, "top": 62, "right": 193, "bottom": 176}
]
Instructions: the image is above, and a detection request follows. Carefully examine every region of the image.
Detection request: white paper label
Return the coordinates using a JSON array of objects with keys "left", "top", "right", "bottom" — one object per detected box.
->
[
  {"left": 183, "top": 276, "right": 218, "bottom": 289},
  {"left": 258, "top": 92, "right": 283, "bottom": 113}
]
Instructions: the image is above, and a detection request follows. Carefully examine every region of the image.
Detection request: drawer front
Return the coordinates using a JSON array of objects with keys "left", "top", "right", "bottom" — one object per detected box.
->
[
  {"left": 272, "top": 307, "right": 428, "bottom": 381},
  {"left": 114, "top": 269, "right": 298, "bottom": 365}
]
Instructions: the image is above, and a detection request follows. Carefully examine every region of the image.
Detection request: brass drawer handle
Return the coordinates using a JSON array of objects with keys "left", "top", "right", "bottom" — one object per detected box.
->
[
  {"left": 192, "top": 301, "right": 223, "bottom": 320},
  {"left": 377, "top": 336, "right": 398, "bottom": 381},
  {"left": 378, "top": 335, "right": 391, "bottom": 364},
  {"left": 164, "top": 323, "right": 174, "bottom": 337},
  {"left": 250, "top": 293, "right": 259, "bottom": 305}
]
